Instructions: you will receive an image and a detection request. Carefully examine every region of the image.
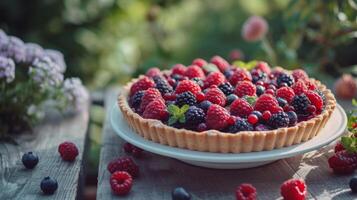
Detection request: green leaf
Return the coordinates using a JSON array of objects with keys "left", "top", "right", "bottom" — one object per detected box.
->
[
  {"left": 179, "top": 115, "right": 186, "bottom": 123},
  {"left": 180, "top": 104, "right": 190, "bottom": 114},
  {"left": 202, "top": 64, "right": 219, "bottom": 73},
  {"left": 233, "top": 60, "right": 258, "bottom": 70},
  {"left": 352, "top": 99, "right": 357, "bottom": 107},
  {"left": 168, "top": 104, "right": 180, "bottom": 115},
  {"left": 244, "top": 96, "right": 257, "bottom": 105},
  {"left": 341, "top": 136, "right": 357, "bottom": 153},
  {"left": 168, "top": 117, "right": 178, "bottom": 125}
]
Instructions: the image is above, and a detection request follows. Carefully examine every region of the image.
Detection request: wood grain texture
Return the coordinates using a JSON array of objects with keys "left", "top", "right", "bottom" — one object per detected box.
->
[
  {"left": 0, "top": 106, "right": 89, "bottom": 200},
  {"left": 97, "top": 88, "right": 354, "bottom": 200}
]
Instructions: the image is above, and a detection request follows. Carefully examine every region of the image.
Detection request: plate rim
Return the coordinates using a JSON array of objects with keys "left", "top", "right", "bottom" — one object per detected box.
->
[{"left": 110, "top": 103, "right": 347, "bottom": 163}]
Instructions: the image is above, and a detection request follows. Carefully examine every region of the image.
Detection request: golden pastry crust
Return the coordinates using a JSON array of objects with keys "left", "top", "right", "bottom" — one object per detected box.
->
[{"left": 118, "top": 77, "right": 336, "bottom": 153}]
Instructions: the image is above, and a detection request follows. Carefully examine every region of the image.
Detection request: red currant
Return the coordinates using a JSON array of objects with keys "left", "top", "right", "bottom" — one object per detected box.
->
[
  {"left": 262, "top": 111, "right": 272, "bottom": 121},
  {"left": 196, "top": 92, "right": 205, "bottom": 102},
  {"left": 247, "top": 114, "right": 259, "bottom": 125}
]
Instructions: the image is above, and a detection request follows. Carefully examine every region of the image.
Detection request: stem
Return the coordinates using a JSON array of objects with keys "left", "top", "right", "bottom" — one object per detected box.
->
[{"left": 261, "top": 37, "right": 277, "bottom": 66}]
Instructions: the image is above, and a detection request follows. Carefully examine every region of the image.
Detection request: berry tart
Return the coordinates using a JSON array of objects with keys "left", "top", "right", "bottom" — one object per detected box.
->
[{"left": 118, "top": 56, "right": 336, "bottom": 153}]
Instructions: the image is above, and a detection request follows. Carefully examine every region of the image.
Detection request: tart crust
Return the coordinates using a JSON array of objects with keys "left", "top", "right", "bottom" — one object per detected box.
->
[{"left": 118, "top": 77, "right": 336, "bottom": 153}]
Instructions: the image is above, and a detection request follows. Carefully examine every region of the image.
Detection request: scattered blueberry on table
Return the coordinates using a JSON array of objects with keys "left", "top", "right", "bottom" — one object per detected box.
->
[{"left": 22, "top": 152, "right": 39, "bottom": 169}]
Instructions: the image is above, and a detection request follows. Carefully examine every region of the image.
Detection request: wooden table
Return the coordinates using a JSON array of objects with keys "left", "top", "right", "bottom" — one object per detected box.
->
[
  {"left": 0, "top": 105, "right": 89, "bottom": 200},
  {"left": 97, "top": 88, "right": 355, "bottom": 200}
]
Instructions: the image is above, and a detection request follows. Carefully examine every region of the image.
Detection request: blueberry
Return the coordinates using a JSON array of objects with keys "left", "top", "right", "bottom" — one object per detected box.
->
[
  {"left": 22, "top": 152, "right": 39, "bottom": 169},
  {"left": 172, "top": 187, "right": 191, "bottom": 200},
  {"left": 199, "top": 100, "right": 212, "bottom": 112},
  {"left": 226, "top": 94, "right": 238, "bottom": 106},
  {"left": 256, "top": 85, "right": 265, "bottom": 96},
  {"left": 277, "top": 97, "right": 288, "bottom": 107},
  {"left": 223, "top": 70, "right": 233, "bottom": 79},
  {"left": 251, "top": 111, "right": 262, "bottom": 121},
  {"left": 350, "top": 176, "right": 357, "bottom": 193},
  {"left": 40, "top": 177, "right": 58, "bottom": 195},
  {"left": 286, "top": 111, "right": 298, "bottom": 126}
]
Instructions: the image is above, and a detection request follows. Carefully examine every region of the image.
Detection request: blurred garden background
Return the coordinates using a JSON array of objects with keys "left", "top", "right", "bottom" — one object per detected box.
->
[{"left": 1, "top": 0, "right": 356, "bottom": 197}]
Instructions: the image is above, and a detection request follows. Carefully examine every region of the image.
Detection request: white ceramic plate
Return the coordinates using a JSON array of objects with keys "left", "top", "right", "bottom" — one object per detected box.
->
[{"left": 110, "top": 103, "right": 347, "bottom": 169}]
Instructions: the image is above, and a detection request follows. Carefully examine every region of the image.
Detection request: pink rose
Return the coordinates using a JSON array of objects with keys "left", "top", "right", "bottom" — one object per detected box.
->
[{"left": 242, "top": 16, "right": 268, "bottom": 42}]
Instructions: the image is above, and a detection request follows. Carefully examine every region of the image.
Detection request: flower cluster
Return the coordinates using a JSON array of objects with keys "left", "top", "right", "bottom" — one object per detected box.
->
[{"left": 0, "top": 29, "right": 88, "bottom": 135}]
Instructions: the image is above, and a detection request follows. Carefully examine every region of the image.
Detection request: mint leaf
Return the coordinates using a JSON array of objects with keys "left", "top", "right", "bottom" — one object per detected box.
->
[
  {"left": 341, "top": 136, "right": 357, "bottom": 153},
  {"left": 180, "top": 105, "right": 190, "bottom": 114},
  {"left": 179, "top": 115, "right": 186, "bottom": 123},
  {"left": 233, "top": 60, "right": 258, "bottom": 70},
  {"left": 352, "top": 99, "right": 357, "bottom": 107},
  {"left": 168, "top": 104, "right": 180, "bottom": 114},
  {"left": 244, "top": 96, "right": 257, "bottom": 105},
  {"left": 203, "top": 64, "right": 219, "bottom": 73},
  {"left": 168, "top": 117, "right": 178, "bottom": 125}
]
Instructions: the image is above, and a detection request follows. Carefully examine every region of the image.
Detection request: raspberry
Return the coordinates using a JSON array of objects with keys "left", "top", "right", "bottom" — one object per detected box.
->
[
  {"left": 254, "top": 94, "right": 279, "bottom": 113},
  {"left": 230, "top": 98, "right": 253, "bottom": 117},
  {"left": 184, "top": 65, "right": 205, "bottom": 79},
  {"left": 107, "top": 157, "right": 139, "bottom": 177},
  {"left": 334, "top": 142, "right": 345, "bottom": 153},
  {"left": 153, "top": 76, "right": 173, "bottom": 95},
  {"left": 292, "top": 80, "right": 307, "bottom": 95},
  {"left": 139, "top": 88, "right": 163, "bottom": 112},
  {"left": 22, "top": 152, "right": 39, "bottom": 169},
  {"left": 235, "top": 183, "right": 257, "bottom": 200},
  {"left": 204, "top": 71, "right": 226, "bottom": 88},
  {"left": 276, "top": 87, "right": 295, "bottom": 103},
  {"left": 110, "top": 171, "right": 133, "bottom": 196},
  {"left": 228, "top": 119, "right": 253, "bottom": 133},
  {"left": 229, "top": 69, "right": 252, "bottom": 86},
  {"left": 146, "top": 67, "right": 161, "bottom": 77},
  {"left": 143, "top": 99, "right": 168, "bottom": 121},
  {"left": 291, "top": 94, "right": 311, "bottom": 115},
  {"left": 172, "top": 64, "right": 187, "bottom": 76},
  {"left": 192, "top": 58, "right": 207, "bottom": 67},
  {"left": 315, "top": 89, "right": 326, "bottom": 108},
  {"left": 305, "top": 90, "right": 323, "bottom": 111},
  {"left": 235, "top": 81, "right": 256, "bottom": 98},
  {"left": 226, "top": 94, "right": 239, "bottom": 105},
  {"left": 280, "top": 179, "right": 306, "bottom": 200},
  {"left": 255, "top": 61, "right": 271, "bottom": 74},
  {"left": 58, "top": 141, "right": 79, "bottom": 161},
  {"left": 277, "top": 73, "right": 295, "bottom": 87},
  {"left": 185, "top": 106, "right": 205, "bottom": 127},
  {"left": 292, "top": 69, "right": 308, "bottom": 81},
  {"left": 204, "top": 87, "right": 226, "bottom": 106},
  {"left": 304, "top": 80, "right": 316, "bottom": 90},
  {"left": 175, "top": 91, "right": 197, "bottom": 107},
  {"left": 131, "top": 146, "right": 144, "bottom": 158},
  {"left": 328, "top": 150, "right": 357, "bottom": 174},
  {"left": 268, "top": 112, "right": 289, "bottom": 128},
  {"left": 206, "top": 104, "right": 230, "bottom": 130},
  {"left": 210, "top": 55, "right": 229, "bottom": 72},
  {"left": 129, "top": 90, "right": 145, "bottom": 110},
  {"left": 218, "top": 82, "right": 234, "bottom": 96},
  {"left": 175, "top": 80, "right": 201, "bottom": 96},
  {"left": 198, "top": 100, "right": 212, "bottom": 112},
  {"left": 123, "top": 142, "right": 133, "bottom": 153},
  {"left": 130, "top": 76, "right": 155, "bottom": 96}
]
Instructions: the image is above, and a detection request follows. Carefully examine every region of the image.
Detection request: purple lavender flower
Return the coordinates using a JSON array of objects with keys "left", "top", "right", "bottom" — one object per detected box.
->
[
  {"left": 25, "top": 43, "right": 44, "bottom": 65},
  {"left": 0, "top": 36, "right": 26, "bottom": 63},
  {"left": 28, "top": 56, "right": 64, "bottom": 88},
  {"left": 0, "top": 29, "right": 9, "bottom": 52},
  {"left": 0, "top": 56, "right": 15, "bottom": 83},
  {"left": 44, "top": 49, "right": 66, "bottom": 73},
  {"left": 63, "top": 78, "right": 89, "bottom": 111}
]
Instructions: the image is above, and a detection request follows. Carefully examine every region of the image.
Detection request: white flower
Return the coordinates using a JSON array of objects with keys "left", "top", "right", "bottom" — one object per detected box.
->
[
  {"left": 63, "top": 78, "right": 89, "bottom": 111},
  {"left": 0, "top": 56, "right": 15, "bottom": 83},
  {"left": 29, "top": 56, "right": 64, "bottom": 88}
]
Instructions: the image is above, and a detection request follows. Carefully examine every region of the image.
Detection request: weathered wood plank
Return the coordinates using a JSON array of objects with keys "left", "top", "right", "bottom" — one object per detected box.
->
[
  {"left": 0, "top": 106, "right": 89, "bottom": 200},
  {"left": 97, "top": 88, "right": 353, "bottom": 200}
]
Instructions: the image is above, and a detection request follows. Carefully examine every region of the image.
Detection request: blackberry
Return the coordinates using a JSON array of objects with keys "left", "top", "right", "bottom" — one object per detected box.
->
[
  {"left": 228, "top": 119, "right": 253, "bottom": 133},
  {"left": 22, "top": 152, "right": 39, "bottom": 169},
  {"left": 153, "top": 76, "right": 173, "bottom": 95},
  {"left": 185, "top": 106, "right": 205, "bottom": 127},
  {"left": 256, "top": 85, "right": 265, "bottom": 96},
  {"left": 277, "top": 73, "right": 294, "bottom": 87},
  {"left": 175, "top": 92, "right": 197, "bottom": 107},
  {"left": 286, "top": 111, "right": 298, "bottom": 126},
  {"left": 218, "top": 82, "right": 234, "bottom": 96},
  {"left": 291, "top": 94, "right": 311, "bottom": 114},
  {"left": 198, "top": 100, "right": 212, "bottom": 112},
  {"left": 191, "top": 77, "right": 204, "bottom": 88},
  {"left": 226, "top": 94, "right": 238, "bottom": 106},
  {"left": 252, "top": 72, "right": 267, "bottom": 83},
  {"left": 315, "top": 89, "right": 326, "bottom": 109},
  {"left": 277, "top": 97, "right": 288, "bottom": 107},
  {"left": 268, "top": 112, "right": 289, "bottom": 128},
  {"left": 129, "top": 90, "right": 145, "bottom": 109}
]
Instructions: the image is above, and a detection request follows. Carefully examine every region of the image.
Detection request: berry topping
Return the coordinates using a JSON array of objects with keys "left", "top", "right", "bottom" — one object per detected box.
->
[
  {"left": 229, "top": 69, "right": 252, "bottom": 86},
  {"left": 291, "top": 94, "right": 311, "bottom": 115},
  {"left": 292, "top": 80, "right": 307, "bottom": 95},
  {"left": 191, "top": 77, "right": 204, "bottom": 88},
  {"left": 175, "top": 80, "right": 201, "bottom": 96},
  {"left": 228, "top": 119, "right": 254, "bottom": 133},
  {"left": 210, "top": 55, "right": 229, "bottom": 72},
  {"left": 22, "top": 152, "right": 39, "bottom": 169},
  {"left": 256, "top": 85, "right": 265, "bottom": 96},
  {"left": 206, "top": 104, "right": 231, "bottom": 130},
  {"left": 286, "top": 111, "right": 298, "bottom": 126},
  {"left": 276, "top": 87, "right": 295, "bottom": 103},
  {"left": 292, "top": 69, "right": 308, "bottom": 81},
  {"left": 172, "top": 187, "right": 191, "bottom": 200},
  {"left": 204, "top": 87, "right": 226, "bottom": 106},
  {"left": 192, "top": 58, "right": 207, "bottom": 67},
  {"left": 146, "top": 67, "right": 161, "bottom": 77},
  {"left": 129, "top": 90, "right": 145, "bottom": 110},
  {"left": 247, "top": 114, "right": 259, "bottom": 125},
  {"left": 218, "top": 82, "right": 234, "bottom": 96},
  {"left": 230, "top": 98, "right": 253, "bottom": 118},
  {"left": 143, "top": 99, "right": 169, "bottom": 121},
  {"left": 130, "top": 76, "right": 155, "bottom": 96},
  {"left": 140, "top": 88, "right": 163, "bottom": 112},
  {"left": 328, "top": 150, "right": 357, "bottom": 174},
  {"left": 255, "top": 61, "right": 271, "bottom": 74},
  {"left": 58, "top": 141, "right": 79, "bottom": 162},
  {"left": 254, "top": 94, "right": 279, "bottom": 113},
  {"left": 305, "top": 90, "right": 324, "bottom": 112},
  {"left": 235, "top": 81, "right": 256, "bottom": 98},
  {"left": 226, "top": 94, "right": 239, "bottom": 105},
  {"left": 204, "top": 71, "right": 226, "bottom": 88},
  {"left": 153, "top": 76, "right": 173, "bottom": 95},
  {"left": 110, "top": 171, "right": 133, "bottom": 196},
  {"left": 277, "top": 97, "right": 288, "bottom": 107},
  {"left": 40, "top": 177, "right": 58, "bottom": 195},
  {"left": 280, "top": 179, "right": 306, "bottom": 200},
  {"left": 235, "top": 183, "right": 257, "bottom": 200},
  {"left": 184, "top": 65, "right": 205, "bottom": 79},
  {"left": 268, "top": 112, "right": 290, "bottom": 128},
  {"left": 185, "top": 106, "right": 205, "bottom": 127},
  {"left": 277, "top": 73, "right": 295, "bottom": 87},
  {"left": 175, "top": 91, "right": 197, "bottom": 107},
  {"left": 172, "top": 64, "right": 186, "bottom": 76},
  {"left": 262, "top": 110, "right": 272, "bottom": 121},
  {"left": 107, "top": 157, "right": 140, "bottom": 177},
  {"left": 198, "top": 100, "right": 212, "bottom": 112}
]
